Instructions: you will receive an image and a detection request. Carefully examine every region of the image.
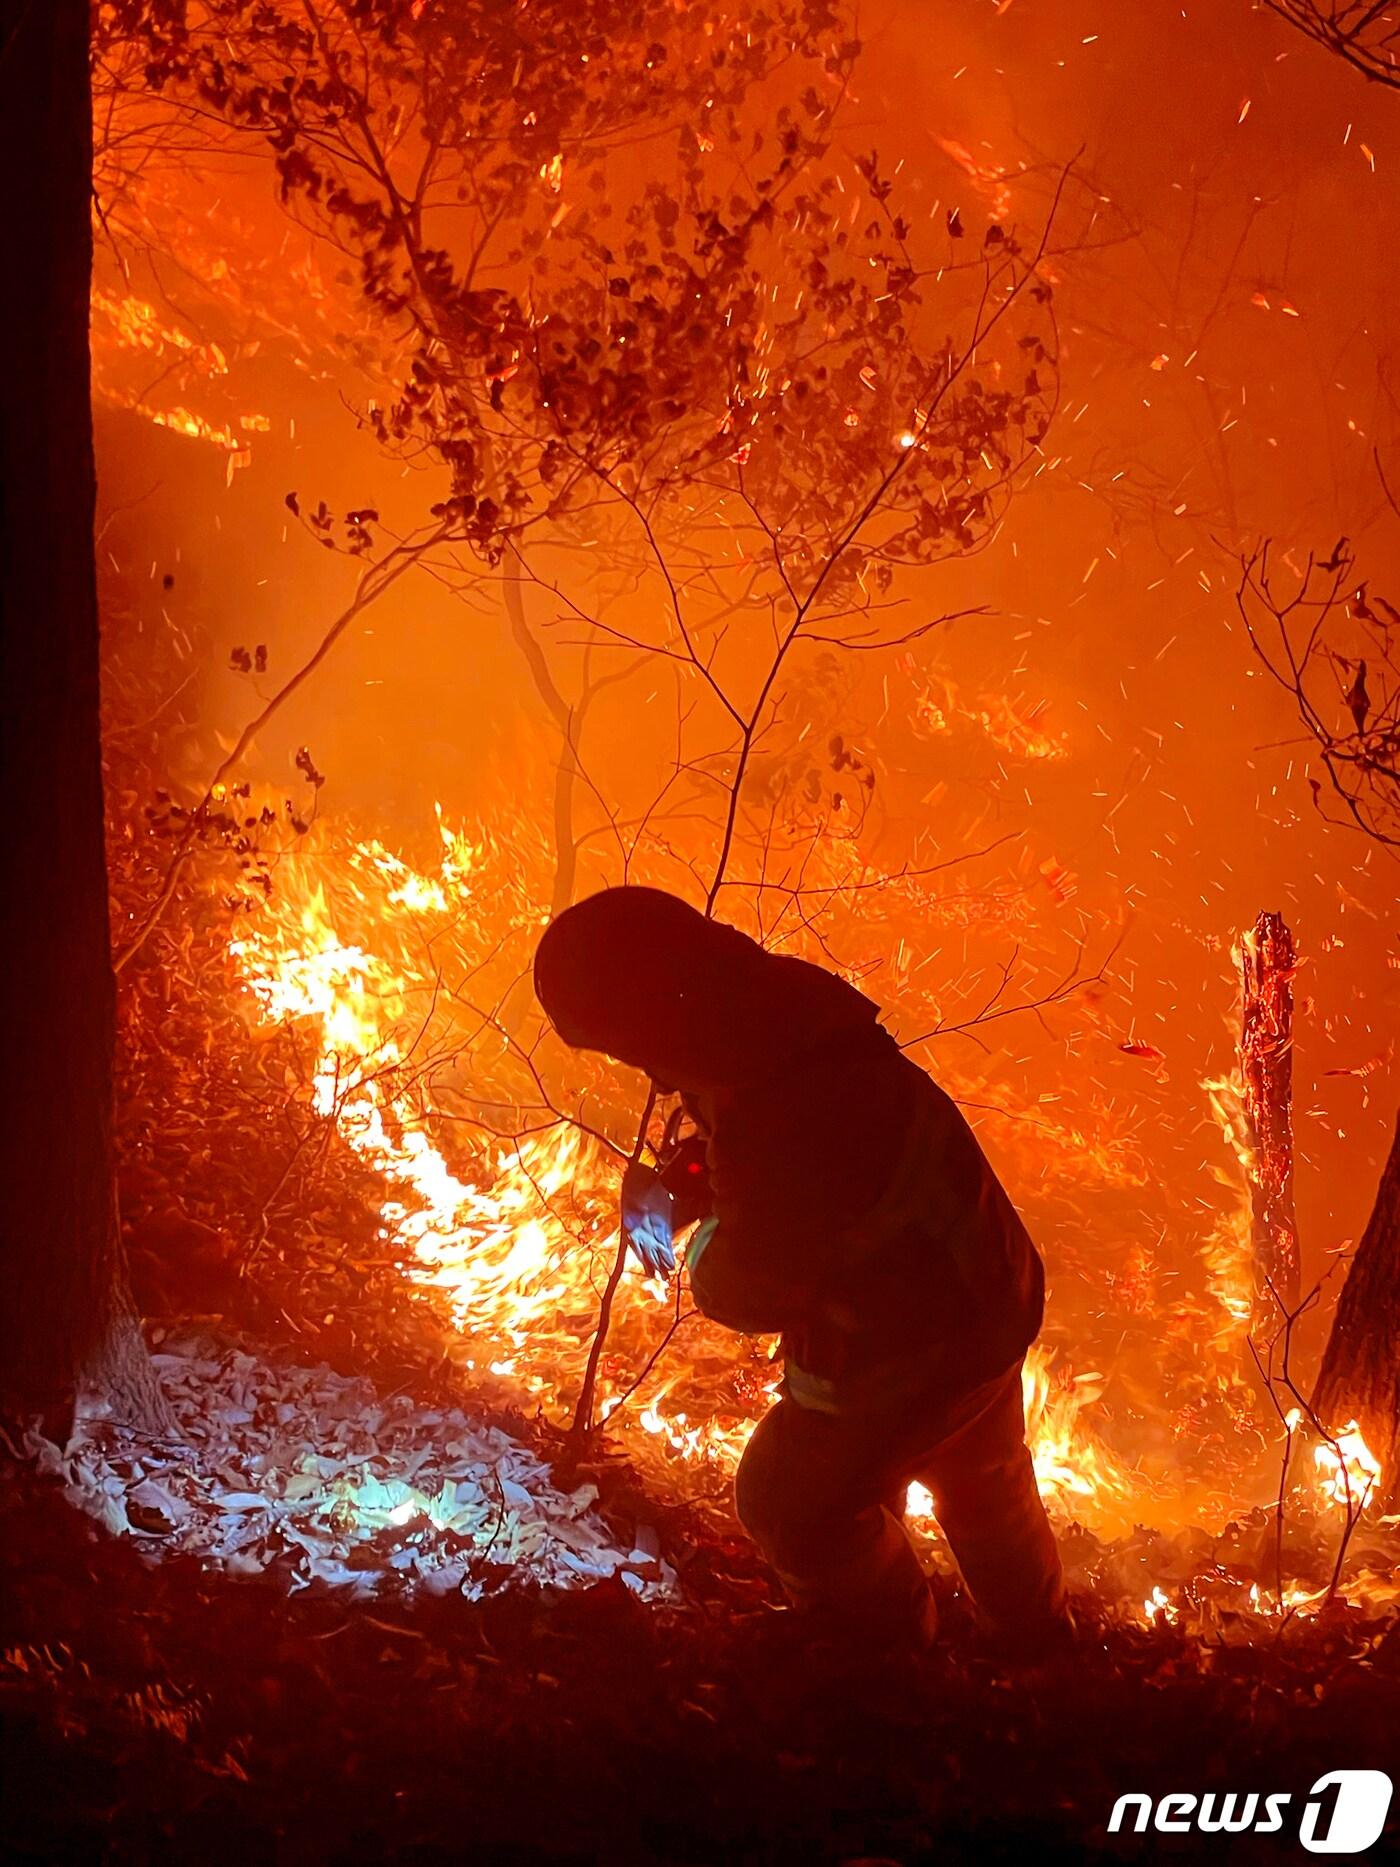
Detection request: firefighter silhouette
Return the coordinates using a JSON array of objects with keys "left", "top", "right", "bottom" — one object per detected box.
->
[{"left": 534, "top": 887, "right": 1066, "bottom": 1647}]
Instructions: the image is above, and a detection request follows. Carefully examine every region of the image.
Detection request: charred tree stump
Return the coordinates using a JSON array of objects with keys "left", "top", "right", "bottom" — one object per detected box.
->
[
  {"left": 0, "top": 0, "right": 168, "bottom": 1428},
  {"left": 1313, "top": 1110, "right": 1400, "bottom": 1506},
  {"left": 1239, "top": 911, "right": 1300, "bottom": 1328}
]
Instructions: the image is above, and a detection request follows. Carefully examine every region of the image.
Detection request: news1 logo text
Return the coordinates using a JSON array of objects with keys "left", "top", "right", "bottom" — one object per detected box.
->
[{"left": 1108, "top": 1771, "right": 1393, "bottom": 1853}]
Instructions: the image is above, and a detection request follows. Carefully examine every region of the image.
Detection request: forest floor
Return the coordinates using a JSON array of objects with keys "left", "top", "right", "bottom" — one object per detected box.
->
[{"left": 4, "top": 1360, "right": 1399, "bottom": 1866}]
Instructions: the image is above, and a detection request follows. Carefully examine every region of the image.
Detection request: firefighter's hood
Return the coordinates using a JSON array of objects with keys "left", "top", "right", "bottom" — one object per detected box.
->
[{"left": 533, "top": 886, "right": 880, "bottom": 1091}]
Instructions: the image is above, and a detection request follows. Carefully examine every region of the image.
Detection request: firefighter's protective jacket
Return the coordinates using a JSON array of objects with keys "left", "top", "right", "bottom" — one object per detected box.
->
[
  {"left": 677, "top": 967, "right": 1044, "bottom": 1414},
  {"left": 532, "top": 886, "right": 1043, "bottom": 1414}
]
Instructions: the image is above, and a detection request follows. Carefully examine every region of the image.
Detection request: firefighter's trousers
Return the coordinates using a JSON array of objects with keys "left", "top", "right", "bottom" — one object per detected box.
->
[{"left": 734, "top": 1359, "right": 1064, "bottom": 1641}]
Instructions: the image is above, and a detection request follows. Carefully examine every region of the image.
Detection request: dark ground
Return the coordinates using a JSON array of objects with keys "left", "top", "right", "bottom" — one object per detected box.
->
[{"left": 4, "top": 1450, "right": 1398, "bottom": 1867}]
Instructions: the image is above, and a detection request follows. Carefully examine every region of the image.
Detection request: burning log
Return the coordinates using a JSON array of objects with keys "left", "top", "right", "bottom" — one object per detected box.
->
[
  {"left": 1313, "top": 1109, "right": 1400, "bottom": 1507},
  {"left": 1238, "top": 912, "right": 1300, "bottom": 1326}
]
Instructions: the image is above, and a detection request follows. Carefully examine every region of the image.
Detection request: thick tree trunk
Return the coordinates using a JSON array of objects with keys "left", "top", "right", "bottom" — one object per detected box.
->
[
  {"left": 0, "top": 0, "right": 167, "bottom": 1428},
  {"left": 1313, "top": 1111, "right": 1400, "bottom": 1506},
  {"left": 1238, "top": 911, "right": 1300, "bottom": 1325}
]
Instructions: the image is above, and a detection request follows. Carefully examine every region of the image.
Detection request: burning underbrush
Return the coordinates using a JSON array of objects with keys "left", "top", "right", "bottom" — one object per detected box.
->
[
  {"left": 0, "top": 701, "right": 1386, "bottom": 1865},
  {"left": 99, "top": 767, "right": 1399, "bottom": 1639}
]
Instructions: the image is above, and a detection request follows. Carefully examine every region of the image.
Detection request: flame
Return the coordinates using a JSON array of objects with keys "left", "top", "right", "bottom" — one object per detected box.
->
[
  {"left": 224, "top": 807, "right": 1131, "bottom": 1525},
  {"left": 933, "top": 136, "right": 1014, "bottom": 222},
  {"left": 911, "top": 669, "right": 1070, "bottom": 763},
  {"left": 1315, "top": 1421, "right": 1382, "bottom": 1514},
  {"left": 230, "top": 849, "right": 610, "bottom": 1359},
  {"left": 904, "top": 1479, "right": 937, "bottom": 1523},
  {"left": 90, "top": 287, "right": 265, "bottom": 461},
  {"left": 1204, "top": 1066, "right": 1256, "bottom": 1187},
  {"left": 1200, "top": 1067, "right": 1262, "bottom": 1352},
  {"left": 92, "top": 288, "right": 229, "bottom": 376},
  {"left": 896, "top": 1351, "right": 1133, "bottom": 1536},
  {"left": 226, "top": 812, "right": 770, "bottom": 1490},
  {"left": 1021, "top": 1349, "right": 1133, "bottom": 1509}
]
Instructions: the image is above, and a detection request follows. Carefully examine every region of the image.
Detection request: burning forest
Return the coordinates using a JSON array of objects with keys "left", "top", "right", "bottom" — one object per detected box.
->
[{"left": 3, "top": 0, "right": 1400, "bottom": 1860}]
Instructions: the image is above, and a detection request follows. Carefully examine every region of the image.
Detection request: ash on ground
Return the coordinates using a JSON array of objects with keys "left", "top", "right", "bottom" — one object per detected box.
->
[{"left": 17, "top": 1333, "right": 674, "bottom": 1602}]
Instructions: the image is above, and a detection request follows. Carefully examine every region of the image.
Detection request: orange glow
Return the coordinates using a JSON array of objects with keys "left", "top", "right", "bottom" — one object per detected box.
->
[
  {"left": 94, "top": 0, "right": 1400, "bottom": 1633},
  {"left": 226, "top": 811, "right": 1136, "bottom": 1526}
]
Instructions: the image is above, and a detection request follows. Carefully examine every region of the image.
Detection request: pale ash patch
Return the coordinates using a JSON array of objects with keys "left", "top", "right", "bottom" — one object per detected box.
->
[{"left": 20, "top": 1333, "right": 674, "bottom": 1602}]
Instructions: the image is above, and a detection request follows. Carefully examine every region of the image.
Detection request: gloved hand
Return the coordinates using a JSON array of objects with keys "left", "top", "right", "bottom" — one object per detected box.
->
[{"left": 621, "top": 1160, "right": 676, "bottom": 1277}]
